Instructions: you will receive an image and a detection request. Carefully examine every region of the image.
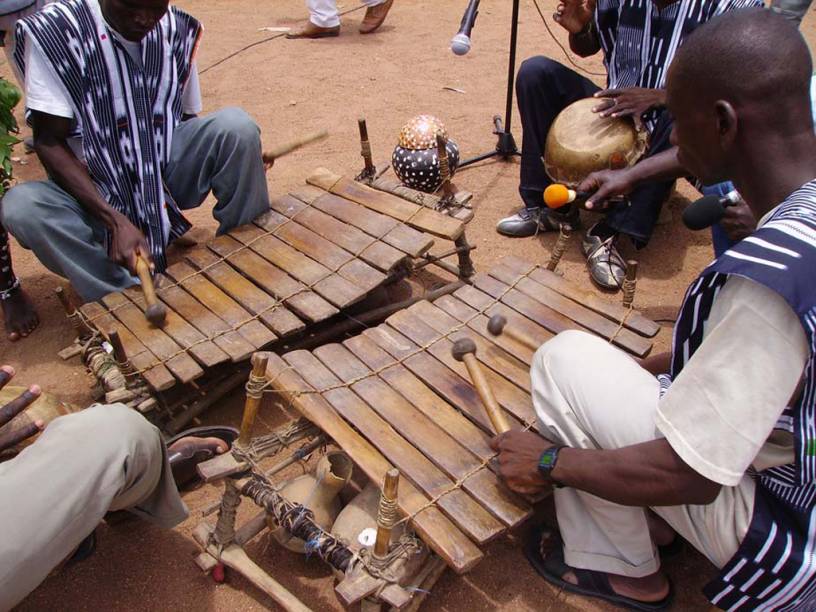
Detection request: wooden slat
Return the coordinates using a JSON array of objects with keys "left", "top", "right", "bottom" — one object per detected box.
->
[
  {"left": 307, "top": 168, "right": 465, "bottom": 240},
  {"left": 483, "top": 265, "right": 653, "bottom": 358},
  {"left": 409, "top": 300, "right": 531, "bottom": 393},
  {"left": 283, "top": 350, "right": 503, "bottom": 545},
  {"left": 370, "top": 176, "right": 475, "bottom": 223},
  {"left": 100, "top": 292, "right": 203, "bottom": 384},
  {"left": 384, "top": 308, "right": 537, "bottom": 430},
  {"left": 501, "top": 255, "right": 660, "bottom": 338},
  {"left": 265, "top": 353, "right": 483, "bottom": 574},
  {"left": 254, "top": 209, "right": 386, "bottom": 295},
  {"left": 121, "top": 286, "right": 229, "bottom": 369},
  {"left": 154, "top": 273, "right": 254, "bottom": 362},
  {"left": 185, "top": 248, "right": 302, "bottom": 338},
  {"left": 80, "top": 301, "right": 175, "bottom": 391},
  {"left": 435, "top": 292, "right": 552, "bottom": 366},
  {"left": 229, "top": 223, "right": 363, "bottom": 309},
  {"left": 209, "top": 235, "right": 338, "bottom": 324},
  {"left": 164, "top": 261, "right": 275, "bottom": 349},
  {"left": 324, "top": 341, "right": 530, "bottom": 527},
  {"left": 291, "top": 187, "right": 434, "bottom": 258},
  {"left": 273, "top": 195, "right": 409, "bottom": 274}
]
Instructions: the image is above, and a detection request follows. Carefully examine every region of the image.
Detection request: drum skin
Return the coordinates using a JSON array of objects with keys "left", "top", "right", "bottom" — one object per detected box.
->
[{"left": 544, "top": 97, "right": 648, "bottom": 187}]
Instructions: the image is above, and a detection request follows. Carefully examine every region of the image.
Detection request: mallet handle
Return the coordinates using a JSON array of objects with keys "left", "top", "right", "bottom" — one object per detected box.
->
[
  {"left": 462, "top": 354, "right": 511, "bottom": 434},
  {"left": 502, "top": 325, "right": 539, "bottom": 352},
  {"left": 262, "top": 130, "right": 328, "bottom": 165},
  {"left": 134, "top": 253, "right": 159, "bottom": 309}
]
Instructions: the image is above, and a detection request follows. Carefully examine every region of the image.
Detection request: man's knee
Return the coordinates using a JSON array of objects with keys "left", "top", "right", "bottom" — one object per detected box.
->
[
  {"left": 517, "top": 56, "right": 561, "bottom": 93},
  {"left": 533, "top": 330, "right": 607, "bottom": 382},
  {"left": 69, "top": 404, "right": 160, "bottom": 458},
  {"left": 210, "top": 107, "right": 261, "bottom": 147},
  {"left": 0, "top": 182, "right": 44, "bottom": 237}
]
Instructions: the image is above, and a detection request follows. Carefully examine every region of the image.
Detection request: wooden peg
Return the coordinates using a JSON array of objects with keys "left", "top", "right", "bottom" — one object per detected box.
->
[
  {"left": 358, "top": 118, "right": 376, "bottom": 180},
  {"left": 134, "top": 252, "right": 167, "bottom": 328},
  {"left": 546, "top": 225, "right": 572, "bottom": 272},
  {"left": 107, "top": 330, "right": 133, "bottom": 373},
  {"left": 237, "top": 352, "right": 271, "bottom": 448},
  {"left": 622, "top": 260, "right": 638, "bottom": 308},
  {"left": 54, "top": 286, "right": 93, "bottom": 339},
  {"left": 451, "top": 338, "right": 511, "bottom": 434},
  {"left": 487, "top": 314, "right": 539, "bottom": 352},
  {"left": 435, "top": 133, "right": 456, "bottom": 203},
  {"left": 374, "top": 469, "right": 400, "bottom": 559}
]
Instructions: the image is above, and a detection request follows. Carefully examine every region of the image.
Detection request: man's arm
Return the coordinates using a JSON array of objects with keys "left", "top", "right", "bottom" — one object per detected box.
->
[{"left": 31, "top": 111, "right": 149, "bottom": 273}]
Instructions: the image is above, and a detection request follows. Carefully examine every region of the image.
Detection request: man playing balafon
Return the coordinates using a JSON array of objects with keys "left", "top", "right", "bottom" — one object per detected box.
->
[
  {"left": 498, "top": 0, "right": 759, "bottom": 290},
  {"left": 1, "top": 0, "right": 270, "bottom": 302},
  {"left": 492, "top": 8, "right": 816, "bottom": 610}
]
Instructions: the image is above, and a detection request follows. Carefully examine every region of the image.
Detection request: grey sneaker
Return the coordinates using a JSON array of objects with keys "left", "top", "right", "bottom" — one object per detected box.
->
[
  {"left": 496, "top": 207, "right": 541, "bottom": 237},
  {"left": 582, "top": 224, "right": 625, "bottom": 291}
]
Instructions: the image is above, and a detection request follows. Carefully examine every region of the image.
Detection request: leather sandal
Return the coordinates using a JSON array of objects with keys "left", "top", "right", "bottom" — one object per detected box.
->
[
  {"left": 359, "top": 0, "right": 394, "bottom": 34},
  {"left": 286, "top": 21, "right": 340, "bottom": 39},
  {"left": 166, "top": 425, "right": 238, "bottom": 489}
]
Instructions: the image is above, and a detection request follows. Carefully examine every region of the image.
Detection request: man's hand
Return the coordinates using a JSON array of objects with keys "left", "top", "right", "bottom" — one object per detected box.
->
[
  {"left": 554, "top": 0, "right": 595, "bottom": 34},
  {"left": 109, "top": 213, "right": 151, "bottom": 275},
  {"left": 578, "top": 167, "right": 638, "bottom": 210},
  {"left": 593, "top": 88, "right": 667, "bottom": 127},
  {"left": 720, "top": 198, "right": 757, "bottom": 242},
  {"left": 0, "top": 365, "right": 44, "bottom": 453},
  {"left": 489, "top": 430, "right": 555, "bottom": 496}
]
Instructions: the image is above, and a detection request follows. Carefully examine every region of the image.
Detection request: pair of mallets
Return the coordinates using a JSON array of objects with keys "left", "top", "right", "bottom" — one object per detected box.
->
[
  {"left": 135, "top": 130, "right": 329, "bottom": 328},
  {"left": 451, "top": 314, "right": 538, "bottom": 434}
]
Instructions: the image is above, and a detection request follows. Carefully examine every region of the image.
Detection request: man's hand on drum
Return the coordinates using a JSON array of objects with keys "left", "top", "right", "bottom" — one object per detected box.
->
[
  {"left": 553, "top": 0, "right": 596, "bottom": 34},
  {"left": 0, "top": 365, "right": 44, "bottom": 453},
  {"left": 578, "top": 167, "right": 638, "bottom": 211},
  {"left": 592, "top": 87, "right": 667, "bottom": 128}
]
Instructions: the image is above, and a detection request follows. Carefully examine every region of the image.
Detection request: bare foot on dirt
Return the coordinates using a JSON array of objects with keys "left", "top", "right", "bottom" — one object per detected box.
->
[{"left": 3, "top": 288, "right": 39, "bottom": 342}]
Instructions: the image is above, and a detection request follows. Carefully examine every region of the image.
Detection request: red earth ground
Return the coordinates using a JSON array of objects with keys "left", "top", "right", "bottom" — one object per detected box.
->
[{"left": 2, "top": 0, "right": 813, "bottom": 610}]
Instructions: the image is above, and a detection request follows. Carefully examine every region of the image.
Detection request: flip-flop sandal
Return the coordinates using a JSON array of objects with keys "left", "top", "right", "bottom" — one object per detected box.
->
[
  {"left": 658, "top": 536, "right": 685, "bottom": 560},
  {"left": 66, "top": 531, "right": 97, "bottom": 566},
  {"left": 524, "top": 525, "right": 673, "bottom": 611},
  {"left": 166, "top": 425, "right": 239, "bottom": 489}
]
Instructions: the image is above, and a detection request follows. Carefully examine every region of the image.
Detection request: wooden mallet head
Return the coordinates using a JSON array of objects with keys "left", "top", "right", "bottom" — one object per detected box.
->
[
  {"left": 451, "top": 337, "right": 477, "bottom": 362},
  {"left": 487, "top": 314, "right": 507, "bottom": 337}
]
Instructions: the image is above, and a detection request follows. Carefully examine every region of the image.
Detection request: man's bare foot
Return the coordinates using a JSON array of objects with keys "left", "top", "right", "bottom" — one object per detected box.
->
[{"left": 2, "top": 288, "right": 39, "bottom": 342}]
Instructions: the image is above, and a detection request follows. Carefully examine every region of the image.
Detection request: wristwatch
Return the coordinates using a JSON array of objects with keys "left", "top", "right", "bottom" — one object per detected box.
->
[{"left": 538, "top": 445, "right": 565, "bottom": 486}]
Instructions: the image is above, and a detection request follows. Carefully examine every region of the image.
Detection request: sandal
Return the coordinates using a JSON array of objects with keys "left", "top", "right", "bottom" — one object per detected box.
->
[
  {"left": 524, "top": 525, "right": 673, "bottom": 611},
  {"left": 166, "top": 425, "right": 239, "bottom": 489}
]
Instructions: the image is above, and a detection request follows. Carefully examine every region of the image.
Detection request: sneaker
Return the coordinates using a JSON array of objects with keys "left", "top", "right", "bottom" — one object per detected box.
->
[
  {"left": 496, "top": 207, "right": 541, "bottom": 237},
  {"left": 540, "top": 207, "right": 581, "bottom": 232},
  {"left": 582, "top": 223, "right": 625, "bottom": 290}
]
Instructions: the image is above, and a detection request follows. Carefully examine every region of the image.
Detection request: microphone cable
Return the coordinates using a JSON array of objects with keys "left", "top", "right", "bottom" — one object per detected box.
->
[{"left": 531, "top": 0, "right": 606, "bottom": 78}]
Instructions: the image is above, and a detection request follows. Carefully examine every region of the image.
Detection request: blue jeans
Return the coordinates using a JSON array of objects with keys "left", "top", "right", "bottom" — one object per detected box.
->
[{"left": 699, "top": 181, "right": 736, "bottom": 258}]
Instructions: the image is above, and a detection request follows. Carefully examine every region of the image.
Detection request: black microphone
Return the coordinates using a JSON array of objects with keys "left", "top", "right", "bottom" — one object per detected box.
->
[
  {"left": 451, "top": 0, "right": 480, "bottom": 56},
  {"left": 682, "top": 191, "right": 740, "bottom": 230}
]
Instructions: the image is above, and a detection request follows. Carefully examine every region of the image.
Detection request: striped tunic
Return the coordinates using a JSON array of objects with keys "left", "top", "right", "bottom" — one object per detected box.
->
[
  {"left": 13, "top": 0, "right": 201, "bottom": 271},
  {"left": 670, "top": 180, "right": 816, "bottom": 610}
]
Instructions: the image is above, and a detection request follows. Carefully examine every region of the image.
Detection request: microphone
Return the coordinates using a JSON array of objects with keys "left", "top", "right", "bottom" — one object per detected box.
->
[
  {"left": 451, "top": 0, "right": 480, "bottom": 56},
  {"left": 544, "top": 184, "right": 589, "bottom": 209},
  {"left": 682, "top": 190, "right": 741, "bottom": 230}
]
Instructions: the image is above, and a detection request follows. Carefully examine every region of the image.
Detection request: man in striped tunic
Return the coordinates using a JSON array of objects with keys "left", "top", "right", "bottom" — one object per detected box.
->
[
  {"left": 0, "top": 0, "right": 271, "bottom": 302},
  {"left": 497, "top": 0, "right": 759, "bottom": 290},
  {"left": 491, "top": 9, "right": 816, "bottom": 610}
]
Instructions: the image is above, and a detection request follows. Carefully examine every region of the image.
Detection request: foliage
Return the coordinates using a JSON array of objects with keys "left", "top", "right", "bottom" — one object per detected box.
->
[{"left": 0, "top": 77, "right": 21, "bottom": 196}]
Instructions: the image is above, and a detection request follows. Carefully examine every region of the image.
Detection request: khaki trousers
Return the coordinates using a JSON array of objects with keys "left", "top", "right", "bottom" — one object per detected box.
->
[
  {"left": 532, "top": 330, "right": 755, "bottom": 578},
  {"left": 0, "top": 404, "right": 187, "bottom": 610},
  {"left": 307, "top": 0, "right": 386, "bottom": 27}
]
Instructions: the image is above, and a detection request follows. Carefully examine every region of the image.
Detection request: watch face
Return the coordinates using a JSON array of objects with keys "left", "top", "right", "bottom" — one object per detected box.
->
[{"left": 540, "top": 452, "right": 556, "bottom": 467}]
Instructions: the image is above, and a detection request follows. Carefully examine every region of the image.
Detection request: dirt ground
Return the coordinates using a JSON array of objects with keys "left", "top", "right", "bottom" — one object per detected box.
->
[{"left": 3, "top": 0, "right": 815, "bottom": 610}]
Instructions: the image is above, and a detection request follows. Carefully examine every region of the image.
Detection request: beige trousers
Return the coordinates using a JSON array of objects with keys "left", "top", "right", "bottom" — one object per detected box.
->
[
  {"left": 0, "top": 404, "right": 187, "bottom": 610},
  {"left": 307, "top": 0, "right": 385, "bottom": 27},
  {"left": 533, "top": 330, "right": 755, "bottom": 578}
]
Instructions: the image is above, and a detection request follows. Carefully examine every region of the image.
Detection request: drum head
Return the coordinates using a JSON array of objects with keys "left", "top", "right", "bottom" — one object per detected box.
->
[{"left": 544, "top": 97, "right": 648, "bottom": 187}]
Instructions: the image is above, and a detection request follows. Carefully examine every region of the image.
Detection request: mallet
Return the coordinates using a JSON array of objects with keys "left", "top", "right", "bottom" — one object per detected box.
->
[
  {"left": 487, "top": 314, "right": 539, "bottom": 352},
  {"left": 134, "top": 251, "right": 167, "bottom": 328},
  {"left": 262, "top": 130, "right": 329, "bottom": 167},
  {"left": 451, "top": 337, "right": 511, "bottom": 434}
]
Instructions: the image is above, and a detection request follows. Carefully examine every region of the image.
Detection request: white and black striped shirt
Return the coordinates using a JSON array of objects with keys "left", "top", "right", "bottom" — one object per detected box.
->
[{"left": 595, "top": 0, "right": 763, "bottom": 90}]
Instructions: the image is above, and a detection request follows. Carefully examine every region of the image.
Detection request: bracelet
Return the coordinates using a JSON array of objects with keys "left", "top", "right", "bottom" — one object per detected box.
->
[{"left": 0, "top": 278, "right": 20, "bottom": 301}]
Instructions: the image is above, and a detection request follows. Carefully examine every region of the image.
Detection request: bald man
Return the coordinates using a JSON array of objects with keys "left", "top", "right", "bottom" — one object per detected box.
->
[{"left": 491, "top": 8, "right": 816, "bottom": 610}]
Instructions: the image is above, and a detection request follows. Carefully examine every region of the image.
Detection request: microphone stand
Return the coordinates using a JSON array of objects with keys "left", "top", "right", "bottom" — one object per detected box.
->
[{"left": 459, "top": 0, "right": 521, "bottom": 169}]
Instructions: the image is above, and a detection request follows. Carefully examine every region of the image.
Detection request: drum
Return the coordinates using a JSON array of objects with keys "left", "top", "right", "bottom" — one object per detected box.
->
[
  {"left": 544, "top": 97, "right": 648, "bottom": 187},
  {"left": 392, "top": 115, "right": 460, "bottom": 193}
]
